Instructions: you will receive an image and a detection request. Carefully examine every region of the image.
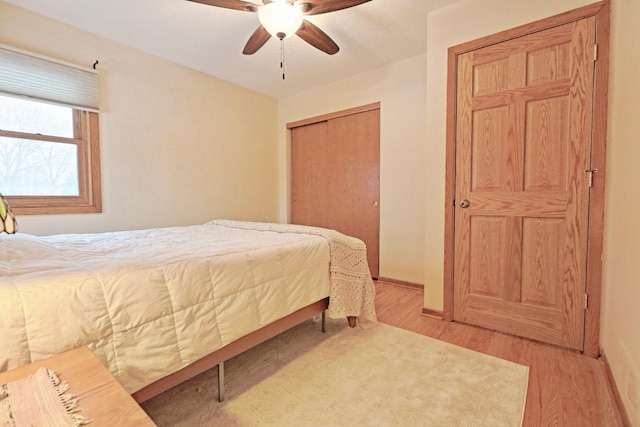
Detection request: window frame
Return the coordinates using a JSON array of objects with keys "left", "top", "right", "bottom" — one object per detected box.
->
[{"left": 0, "top": 109, "right": 102, "bottom": 215}]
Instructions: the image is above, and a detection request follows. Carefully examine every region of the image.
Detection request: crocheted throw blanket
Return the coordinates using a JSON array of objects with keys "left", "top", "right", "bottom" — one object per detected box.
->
[{"left": 209, "top": 220, "right": 377, "bottom": 323}]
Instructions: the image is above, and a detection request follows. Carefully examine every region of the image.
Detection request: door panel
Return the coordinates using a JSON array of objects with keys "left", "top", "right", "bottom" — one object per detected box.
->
[
  {"left": 291, "top": 122, "right": 331, "bottom": 229},
  {"left": 524, "top": 97, "right": 569, "bottom": 191},
  {"left": 453, "top": 18, "right": 595, "bottom": 350},
  {"left": 291, "top": 108, "right": 380, "bottom": 278}
]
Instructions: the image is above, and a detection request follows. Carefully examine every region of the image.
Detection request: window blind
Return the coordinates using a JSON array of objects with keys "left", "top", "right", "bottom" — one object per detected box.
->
[{"left": 0, "top": 45, "right": 99, "bottom": 112}]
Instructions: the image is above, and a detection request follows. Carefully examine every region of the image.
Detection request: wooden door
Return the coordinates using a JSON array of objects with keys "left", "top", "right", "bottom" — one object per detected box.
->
[
  {"left": 452, "top": 18, "right": 596, "bottom": 350},
  {"left": 290, "top": 106, "right": 380, "bottom": 278}
]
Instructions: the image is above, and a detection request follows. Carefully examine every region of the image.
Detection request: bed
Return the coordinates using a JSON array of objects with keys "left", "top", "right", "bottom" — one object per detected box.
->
[{"left": 0, "top": 220, "right": 376, "bottom": 401}]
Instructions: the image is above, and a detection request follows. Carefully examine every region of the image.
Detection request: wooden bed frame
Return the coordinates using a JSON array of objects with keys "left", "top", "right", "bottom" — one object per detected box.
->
[{"left": 132, "top": 298, "right": 355, "bottom": 403}]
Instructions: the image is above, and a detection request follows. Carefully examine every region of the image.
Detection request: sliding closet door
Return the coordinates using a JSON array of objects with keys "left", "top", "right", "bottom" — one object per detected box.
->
[{"left": 290, "top": 105, "right": 380, "bottom": 278}]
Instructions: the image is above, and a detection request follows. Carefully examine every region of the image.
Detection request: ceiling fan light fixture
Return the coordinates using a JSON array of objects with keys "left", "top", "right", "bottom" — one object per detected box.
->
[{"left": 258, "top": 0, "right": 304, "bottom": 40}]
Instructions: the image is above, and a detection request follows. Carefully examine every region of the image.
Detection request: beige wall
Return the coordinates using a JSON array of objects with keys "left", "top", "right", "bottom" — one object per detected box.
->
[
  {"left": 602, "top": 0, "right": 640, "bottom": 424},
  {"left": 0, "top": 1, "right": 279, "bottom": 236},
  {"left": 278, "top": 54, "right": 429, "bottom": 285}
]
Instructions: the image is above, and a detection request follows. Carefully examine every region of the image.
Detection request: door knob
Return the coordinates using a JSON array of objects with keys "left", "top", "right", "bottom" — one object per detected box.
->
[
  {"left": 459, "top": 199, "right": 470, "bottom": 208},
  {"left": 373, "top": 201, "right": 379, "bottom": 206}
]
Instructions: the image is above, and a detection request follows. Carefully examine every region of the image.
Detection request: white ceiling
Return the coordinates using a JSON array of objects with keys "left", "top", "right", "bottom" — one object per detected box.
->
[{"left": 5, "top": 0, "right": 461, "bottom": 98}]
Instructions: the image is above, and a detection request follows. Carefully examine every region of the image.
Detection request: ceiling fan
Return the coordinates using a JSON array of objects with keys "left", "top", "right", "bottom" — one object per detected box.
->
[{"left": 186, "top": 0, "right": 372, "bottom": 55}]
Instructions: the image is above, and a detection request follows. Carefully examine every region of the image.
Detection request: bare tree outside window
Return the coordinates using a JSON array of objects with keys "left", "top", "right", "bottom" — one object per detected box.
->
[{"left": 0, "top": 95, "right": 79, "bottom": 196}]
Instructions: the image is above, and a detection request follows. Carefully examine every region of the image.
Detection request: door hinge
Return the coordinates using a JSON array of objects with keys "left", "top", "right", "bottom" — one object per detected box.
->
[
  {"left": 584, "top": 168, "right": 598, "bottom": 187},
  {"left": 594, "top": 44, "right": 598, "bottom": 61},
  {"left": 584, "top": 293, "right": 589, "bottom": 310}
]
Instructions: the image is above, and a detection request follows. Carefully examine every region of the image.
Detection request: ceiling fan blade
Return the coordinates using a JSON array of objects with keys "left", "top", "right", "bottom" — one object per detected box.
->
[
  {"left": 186, "top": 0, "right": 258, "bottom": 12},
  {"left": 243, "top": 25, "right": 272, "bottom": 55},
  {"left": 300, "top": 0, "right": 371, "bottom": 15},
  {"left": 296, "top": 20, "right": 339, "bottom": 55}
]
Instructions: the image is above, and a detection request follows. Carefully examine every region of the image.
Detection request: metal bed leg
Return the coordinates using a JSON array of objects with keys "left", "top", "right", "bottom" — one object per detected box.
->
[
  {"left": 218, "top": 361, "right": 225, "bottom": 402},
  {"left": 322, "top": 310, "right": 326, "bottom": 333}
]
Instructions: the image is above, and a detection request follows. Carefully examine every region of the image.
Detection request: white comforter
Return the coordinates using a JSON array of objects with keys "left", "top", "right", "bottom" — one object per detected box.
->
[{"left": 0, "top": 221, "right": 344, "bottom": 393}]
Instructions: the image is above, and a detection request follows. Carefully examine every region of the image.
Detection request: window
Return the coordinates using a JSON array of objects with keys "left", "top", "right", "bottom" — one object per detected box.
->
[
  {"left": 0, "top": 96, "right": 101, "bottom": 214},
  {"left": 0, "top": 45, "right": 101, "bottom": 214}
]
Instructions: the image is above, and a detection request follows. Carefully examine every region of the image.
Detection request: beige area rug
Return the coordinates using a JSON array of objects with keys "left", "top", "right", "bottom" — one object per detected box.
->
[{"left": 141, "top": 318, "right": 528, "bottom": 427}]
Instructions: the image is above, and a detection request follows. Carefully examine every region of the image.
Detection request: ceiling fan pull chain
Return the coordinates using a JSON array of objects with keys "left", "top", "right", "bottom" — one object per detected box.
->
[{"left": 281, "top": 38, "right": 285, "bottom": 80}]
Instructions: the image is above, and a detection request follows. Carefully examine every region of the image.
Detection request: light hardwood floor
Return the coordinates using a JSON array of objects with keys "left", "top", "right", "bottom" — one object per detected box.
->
[{"left": 374, "top": 280, "right": 625, "bottom": 427}]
